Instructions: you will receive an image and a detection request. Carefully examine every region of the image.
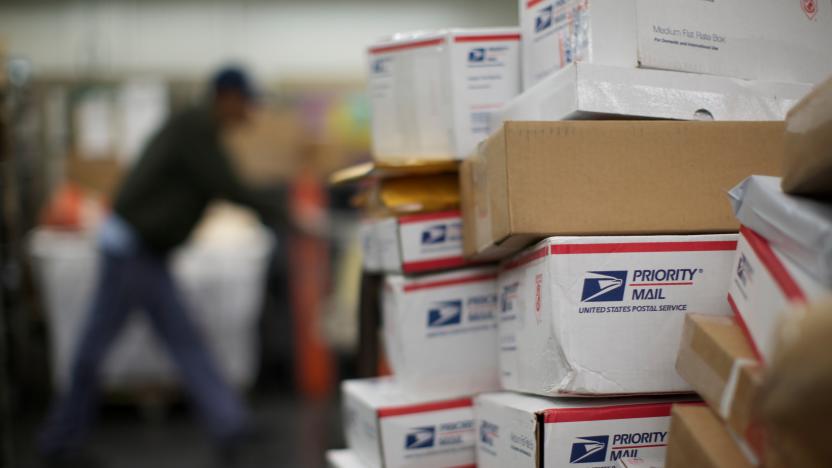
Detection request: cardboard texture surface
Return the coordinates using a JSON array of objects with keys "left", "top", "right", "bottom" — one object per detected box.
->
[
  {"left": 727, "top": 227, "right": 830, "bottom": 363},
  {"left": 497, "top": 234, "right": 738, "bottom": 396},
  {"left": 759, "top": 299, "right": 832, "bottom": 468},
  {"left": 495, "top": 62, "right": 809, "bottom": 127},
  {"left": 382, "top": 266, "right": 499, "bottom": 399},
  {"left": 665, "top": 406, "right": 753, "bottom": 468},
  {"left": 729, "top": 175, "right": 832, "bottom": 285},
  {"left": 463, "top": 121, "right": 784, "bottom": 261},
  {"left": 342, "top": 377, "right": 475, "bottom": 468},
  {"left": 675, "top": 314, "right": 763, "bottom": 454},
  {"left": 520, "top": 0, "right": 832, "bottom": 90},
  {"left": 782, "top": 77, "right": 832, "bottom": 198},
  {"left": 475, "top": 392, "right": 693, "bottom": 468}
]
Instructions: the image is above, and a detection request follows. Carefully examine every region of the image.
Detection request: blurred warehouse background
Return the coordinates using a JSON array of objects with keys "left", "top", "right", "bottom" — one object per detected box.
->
[{"left": 0, "top": 1, "right": 515, "bottom": 467}]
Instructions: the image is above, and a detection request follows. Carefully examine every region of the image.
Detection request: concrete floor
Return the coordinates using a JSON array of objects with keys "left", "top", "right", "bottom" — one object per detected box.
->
[{"left": 13, "top": 394, "right": 344, "bottom": 468}]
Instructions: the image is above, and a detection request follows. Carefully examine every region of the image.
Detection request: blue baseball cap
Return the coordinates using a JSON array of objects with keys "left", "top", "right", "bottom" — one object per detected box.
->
[{"left": 212, "top": 66, "right": 256, "bottom": 101}]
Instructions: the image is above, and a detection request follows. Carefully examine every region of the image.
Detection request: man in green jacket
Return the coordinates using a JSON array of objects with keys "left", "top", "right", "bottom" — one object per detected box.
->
[{"left": 39, "top": 67, "right": 281, "bottom": 466}]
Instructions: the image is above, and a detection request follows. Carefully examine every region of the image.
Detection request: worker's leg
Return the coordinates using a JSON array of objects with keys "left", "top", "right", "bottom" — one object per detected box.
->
[
  {"left": 136, "top": 253, "right": 250, "bottom": 442},
  {"left": 37, "top": 252, "right": 134, "bottom": 455}
]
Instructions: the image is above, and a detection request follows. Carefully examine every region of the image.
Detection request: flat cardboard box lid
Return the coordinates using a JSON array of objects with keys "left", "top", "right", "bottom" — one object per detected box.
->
[
  {"left": 464, "top": 121, "right": 784, "bottom": 260},
  {"left": 496, "top": 62, "right": 809, "bottom": 124}
]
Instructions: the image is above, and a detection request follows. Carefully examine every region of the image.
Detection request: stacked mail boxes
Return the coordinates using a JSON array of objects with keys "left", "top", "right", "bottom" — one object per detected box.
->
[
  {"left": 332, "top": 3, "right": 832, "bottom": 466},
  {"left": 463, "top": 0, "right": 830, "bottom": 463},
  {"left": 666, "top": 80, "right": 832, "bottom": 467},
  {"left": 346, "top": 170, "right": 501, "bottom": 467},
  {"left": 339, "top": 25, "right": 523, "bottom": 468},
  {"left": 462, "top": 119, "right": 786, "bottom": 468}
]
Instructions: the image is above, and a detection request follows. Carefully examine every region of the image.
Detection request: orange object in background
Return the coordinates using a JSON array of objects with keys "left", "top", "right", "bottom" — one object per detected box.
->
[
  {"left": 40, "top": 182, "right": 85, "bottom": 230},
  {"left": 288, "top": 166, "right": 336, "bottom": 399}
]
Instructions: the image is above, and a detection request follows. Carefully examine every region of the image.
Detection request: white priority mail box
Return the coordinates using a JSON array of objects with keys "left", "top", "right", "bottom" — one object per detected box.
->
[
  {"left": 375, "top": 210, "right": 470, "bottom": 274},
  {"left": 520, "top": 0, "right": 832, "bottom": 90},
  {"left": 475, "top": 392, "right": 695, "bottom": 468},
  {"left": 383, "top": 266, "right": 499, "bottom": 399},
  {"left": 327, "top": 449, "right": 368, "bottom": 468},
  {"left": 492, "top": 63, "right": 810, "bottom": 128},
  {"left": 368, "top": 28, "right": 520, "bottom": 161},
  {"left": 342, "top": 378, "right": 475, "bottom": 468},
  {"left": 727, "top": 226, "right": 831, "bottom": 363},
  {"left": 497, "top": 234, "right": 739, "bottom": 395},
  {"left": 520, "top": 0, "right": 637, "bottom": 90},
  {"left": 729, "top": 175, "right": 832, "bottom": 286}
]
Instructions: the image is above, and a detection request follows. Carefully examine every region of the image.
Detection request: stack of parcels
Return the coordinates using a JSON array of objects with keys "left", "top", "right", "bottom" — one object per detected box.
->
[
  {"left": 340, "top": 24, "right": 523, "bottom": 468},
  {"left": 670, "top": 315, "right": 763, "bottom": 467},
  {"left": 346, "top": 166, "right": 501, "bottom": 467},
  {"left": 338, "top": 1, "right": 832, "bottom": 464},
  {"left": 359, "top": 170, "right": 469, "bottom": 275},
  {"left": 666, "top": 79, "right": 832, "bottom": 468},
  {"left": 459, "top": 119, "right": 783, "bottom": 467}
]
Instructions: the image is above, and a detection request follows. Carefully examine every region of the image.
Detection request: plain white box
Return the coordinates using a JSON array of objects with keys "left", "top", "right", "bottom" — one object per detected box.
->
[
  {"left": 342, "top": 378, "right": 475, "bottom": 468},
  {"left": 727, "top": 226, "right": 830, "bottom": 363},
  {"left": 493, "top": 62, "right": 811, "bottom": 128},
  {"left": 373, "top": 211, "right": 470, "bottom": 274},
  {"left": 368, "top": 28, "right": 520, "bottom": 162},
  {"left": 520, "top": 0, "right": 832, "bottom": 90},
  {"left": 383, "top": 266, "right": 500, "bottom": 399},
  {"left": 476, "top": 392, "right": 688, "bottom": 468},
  {"left": 497, "top": 234, "right": 738, "bottom": 396}
]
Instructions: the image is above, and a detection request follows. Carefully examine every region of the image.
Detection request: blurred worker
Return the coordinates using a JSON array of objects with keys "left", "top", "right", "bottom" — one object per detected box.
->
[{"left": 38, "top": 67, "right": 285, "bottom": 467}]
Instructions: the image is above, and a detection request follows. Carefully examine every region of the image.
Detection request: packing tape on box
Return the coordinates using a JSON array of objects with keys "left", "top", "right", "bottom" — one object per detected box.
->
[
  {"left": 726, "top": 423, "right": 761, "bottom": 466},
  {"left": 720, "top": 358, "right": 757, "bottom": 420}
]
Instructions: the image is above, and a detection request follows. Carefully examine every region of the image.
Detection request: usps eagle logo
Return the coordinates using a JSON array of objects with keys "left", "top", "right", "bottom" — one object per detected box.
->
[
  {"left": 569, "top": 435, "right": 609, "bottom": 463},
  {"left": 580, "top": 271, "right": 627, "bottom": 302},
  {"left": 405, "top": 426, "right": 435, "bottom": 449},
  {"left": 427, "top": 300, "right": 463, "bottom": 327},
  {"left": 802, "top": 0, "right": 818, "bottom": 19}
]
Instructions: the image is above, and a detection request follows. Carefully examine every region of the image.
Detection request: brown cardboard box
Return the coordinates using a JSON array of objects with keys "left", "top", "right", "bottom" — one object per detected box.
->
[
  {"left": 782, "top": 77, "right": 832, "bottom": 198},
  {"left": 225, "top": 109, "right": 302, "bottom": 186},
  {"left": 66, "top": 151, "right": 124, "bottom": 199},
  {"left": 676, "top": 315, "right": 764, "bottom": 452},
  {"left": 758, "top": 299, "right": 832, "bottom": 468},
  {"left": 461, "top": 121, "right": 784, "bottom": 260},
  {"left": 665, "top": 405, "right": 753, "bottom": 468}
]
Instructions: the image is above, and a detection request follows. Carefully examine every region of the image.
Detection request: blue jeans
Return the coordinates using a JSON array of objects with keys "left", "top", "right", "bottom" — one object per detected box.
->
[{"left": 38, "top": 216, "right": 250, "bottom": 454}]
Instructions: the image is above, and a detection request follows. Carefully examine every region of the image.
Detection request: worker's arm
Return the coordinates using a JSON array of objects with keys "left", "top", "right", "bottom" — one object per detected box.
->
[{"left": 184, "top": 126, "right": 290, "bottom": 231}]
